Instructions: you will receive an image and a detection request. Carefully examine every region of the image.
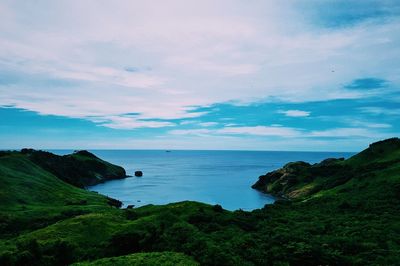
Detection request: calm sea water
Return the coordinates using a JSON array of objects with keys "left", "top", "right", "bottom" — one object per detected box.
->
[{"left": 53, "top": 150, "right": 354, "bottom": 211}]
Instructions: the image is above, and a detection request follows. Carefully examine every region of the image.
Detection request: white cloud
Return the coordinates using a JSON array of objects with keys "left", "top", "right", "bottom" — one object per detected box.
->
[
  {"left": 224, "top": 123, "right": 239, "bottom": 127},
  {"left": 217, "top": 126, "right": 301, "bottom": 137},
  {"left": 364, "top": 123, "right": 392, "bottom": 128},
  {"left": 308, "top": 127, "right": 392, "bottom": 138},
  {"left": 169, "top": 129, "right": 213, "bottom": 136},
  {"left": 55, "top": 65, "right": 166, "bottom": 88},
  {"left": 359, "top": 107, "right": 400, "bottom": 116},
  {"left": 0, "top": 1, "right": 399, "bottom": 129},
  {"left": 178, "top": 121, "right": 218, "bottom": 127},
  {"left": 169, "top": 125, "right": 301, "bottom": 137},
  {"left": 278, "top": 110, "right": 311, "bottom": 117},
  {"left": 92, "top": 116, "right": 175, "bottom": 130},
  {"left": 199, "top": 122, "right": 219, "bottom": 127},
  {"left": 168, "top": 125, "right": 396, "bottom": 141},
  {"left": 347, "top": 119, "right": 392, "bottom": 129}
]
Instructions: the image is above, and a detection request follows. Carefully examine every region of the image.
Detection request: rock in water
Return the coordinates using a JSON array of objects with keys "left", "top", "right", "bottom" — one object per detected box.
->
[{"left": 135, "top": 171, "right": 143, "bottom": 177}]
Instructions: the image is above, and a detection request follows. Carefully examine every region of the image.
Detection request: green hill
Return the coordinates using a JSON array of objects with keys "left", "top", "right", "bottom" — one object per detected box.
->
[
  {"left": 1, "top": 139, "right": 400, "bottom": 265},
  {"left": 19, "top": 149, "right": 127, "bottom": 188},
  {"left": 252, "top": 137, "right": 400, "bottom": 199},
  {"left": 0, "top": 150, "right": 124, "bottom": 237}
]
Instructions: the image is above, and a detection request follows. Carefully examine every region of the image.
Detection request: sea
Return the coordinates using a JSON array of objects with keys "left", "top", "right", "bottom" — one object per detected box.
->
[{"left": 52, "top": 150, "right": 354, "bottom": 211}]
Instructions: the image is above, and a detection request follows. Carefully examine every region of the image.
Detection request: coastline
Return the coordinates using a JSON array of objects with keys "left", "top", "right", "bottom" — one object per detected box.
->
[{"left": 1, "top": 138, "right": 400, "bottom": 265}]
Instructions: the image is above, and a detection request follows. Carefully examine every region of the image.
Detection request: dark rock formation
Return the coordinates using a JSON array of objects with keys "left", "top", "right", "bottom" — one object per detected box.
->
[
  {"left": 106, "top": 196, "right": 123, "bottom": 208},
  {"left": 252, "top": 157, "right": 357, "bottom": 199},
  {"left": 135, "top": 171, "right": 143, "bottom": 177},
  {"left": 252, "top": 161, "right": 312, "bottom": 198}
]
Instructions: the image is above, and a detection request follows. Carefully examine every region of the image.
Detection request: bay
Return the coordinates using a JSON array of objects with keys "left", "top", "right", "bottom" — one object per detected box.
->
[{"left": 53, "top": 150, "right": 354, "bottom": 211}]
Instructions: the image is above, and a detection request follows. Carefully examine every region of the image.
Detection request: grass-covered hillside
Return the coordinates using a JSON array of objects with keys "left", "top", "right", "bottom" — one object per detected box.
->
[
  {"left": 252, "top": 137, "right": 400, "bottom": 199},
  {"left": 0, "top": 150, "right": 124, "bottom": 237},
  {"left": 18, "top": 149, "right": 127, "bottom": 188},
  {"left": 1, "top": 139, "right": 400, "bottom": 265}
]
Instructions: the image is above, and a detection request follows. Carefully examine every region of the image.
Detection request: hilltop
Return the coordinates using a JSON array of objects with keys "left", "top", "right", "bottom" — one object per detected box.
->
[
  {"left": 16, "top": 149, "right": 127, "bottom": 187},
  {"left": 252, "top": 137, "right": 400, "bottom": 199}
]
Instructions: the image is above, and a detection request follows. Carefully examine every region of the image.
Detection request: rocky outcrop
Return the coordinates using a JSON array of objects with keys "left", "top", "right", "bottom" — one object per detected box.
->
[
  {"left": 135, "top": 171, "right": 143, "bottom": 177},
  {"left": 252, "top": 158, "right": 356, "bottom": 199},
  {"left": 252, "top": 138, "right": 400, "bottom": 199},
  {"left": 22, "top": 149, "right": 127, "bottom": 188},
  {"left": 252, "top": 161, "right": 313, "bottom": 198}
]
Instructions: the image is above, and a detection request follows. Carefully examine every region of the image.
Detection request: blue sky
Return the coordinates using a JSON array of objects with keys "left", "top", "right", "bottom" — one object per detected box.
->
[{"left": 0, "top": 0, "right": 399, "bottom": 151}]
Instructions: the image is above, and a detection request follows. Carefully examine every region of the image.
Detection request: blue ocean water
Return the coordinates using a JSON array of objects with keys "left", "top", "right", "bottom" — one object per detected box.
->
[{"left": 53, "top": 150, "right": 354, "bottom": 211}]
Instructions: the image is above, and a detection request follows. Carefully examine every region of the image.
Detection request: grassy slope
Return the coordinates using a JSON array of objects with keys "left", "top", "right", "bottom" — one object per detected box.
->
[
  {"left": 0, "top": 153, "right": 117, "bottom": 238},
  {"left": 25, "top": 149, "right": 127, "bottom": 187},
  {"left": 1, "top": 139, "right": 400, "bottom": 265},
  {"left": 0, "top": 153, "right": 108, "bottom": 208},
  {"left": 252, "top": 138, "right": 400, "bottom": 200},
  {"left": 73, "top": 252, "right": 199, "bottom": 266},
  {"left": 0, "top": 152, "right": 202, "bottom": 265}
]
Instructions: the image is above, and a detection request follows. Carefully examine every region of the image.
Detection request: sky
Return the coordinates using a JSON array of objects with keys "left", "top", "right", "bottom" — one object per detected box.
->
[{"left": 0, "top": 0, "right": 399, "bottom": 151}]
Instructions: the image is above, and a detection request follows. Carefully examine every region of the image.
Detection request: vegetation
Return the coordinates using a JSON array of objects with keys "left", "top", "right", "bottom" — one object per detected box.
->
[
  {"left": 20, "top": 149, "right": 127, "bottom": 188},
  {"left": 72, "top": 252, "right": 199, "bottom": 266},
  {"left": 252, "top": 138, "right": 400, "bottom": 199},
  {"left": 1, "top": 138, "right": 400, "bottom": 265}
]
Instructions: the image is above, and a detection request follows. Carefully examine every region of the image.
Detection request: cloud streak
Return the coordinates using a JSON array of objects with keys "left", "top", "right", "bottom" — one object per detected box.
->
[
  {"left": 169, "top": 125, "right": 393, "bottom": 140},
  {"left": 279, "top": 110, "right": 311, "bottom": 117},
  {"left": 169, "top": 125, "right": 301, "bottom": 137}
]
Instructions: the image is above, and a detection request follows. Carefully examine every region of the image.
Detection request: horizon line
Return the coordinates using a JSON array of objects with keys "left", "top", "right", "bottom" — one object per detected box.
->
[{"left": 1, "top": 148, "right": 358, "bottom": 153}]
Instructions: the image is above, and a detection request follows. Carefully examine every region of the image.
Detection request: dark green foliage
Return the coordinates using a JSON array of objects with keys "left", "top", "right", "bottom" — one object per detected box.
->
[
  {"left": 12, "top": 239, "right": 77, "bottom": 266},
  {"left": 125, "top": 209, "right": 139, "bottom": 220},
  {"left": 25, "top": 149, "right": 127, "bottom": 187},
  {"left": 0, "top": 251, "right": 14, "bottom": 266},
  {"left": 0, "top": 150, "right": 125, "bottom": 240},
  {"left": 73, "top": 252, "right": 199, "bottom": 266},
  {"left": 212, "top": 204, "right": 223, "bottom": 212},
  {"left": 1, "top": 138, "right": 400, "bottom": 265},
  {"left": 252, "top": 138, "right": 400, "bottom": 200},
  {"left": 0, "top": 151, "right": 11, "bottom": 158},
  {"left": 73, "top": 150, "right": 100, "bottom": 159}
]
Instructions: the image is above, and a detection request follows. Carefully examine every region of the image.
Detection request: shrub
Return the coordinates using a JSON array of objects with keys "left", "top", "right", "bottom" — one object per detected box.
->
[{"left": 212, "top": 204, "right": 223, "bottom": 213}]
